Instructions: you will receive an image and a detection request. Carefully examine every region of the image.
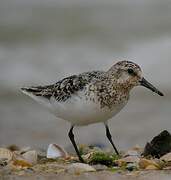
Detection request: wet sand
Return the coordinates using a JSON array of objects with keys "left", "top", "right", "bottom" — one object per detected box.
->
[{"left": 1, "top": 171, "right": 171, "bottom": 180}]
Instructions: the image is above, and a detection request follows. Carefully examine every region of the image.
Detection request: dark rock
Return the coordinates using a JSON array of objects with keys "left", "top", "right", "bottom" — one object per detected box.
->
[{"left": 143, "top": 130, "right": 171, "bottom": 158}]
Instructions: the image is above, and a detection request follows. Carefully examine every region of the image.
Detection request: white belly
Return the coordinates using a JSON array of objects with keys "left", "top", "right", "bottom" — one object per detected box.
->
[{"left": 50, "top": 91, "right": 127, "bottom": 126}]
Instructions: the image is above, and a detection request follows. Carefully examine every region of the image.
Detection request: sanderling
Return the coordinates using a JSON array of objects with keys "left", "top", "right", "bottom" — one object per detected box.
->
[{"left": 21, "top": 60, "right": 164, "bottom": 162}]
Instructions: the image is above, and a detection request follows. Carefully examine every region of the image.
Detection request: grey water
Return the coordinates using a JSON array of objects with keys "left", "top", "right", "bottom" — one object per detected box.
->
[{"left": 0, "top": 0, "right": 171, "bottom": 151}]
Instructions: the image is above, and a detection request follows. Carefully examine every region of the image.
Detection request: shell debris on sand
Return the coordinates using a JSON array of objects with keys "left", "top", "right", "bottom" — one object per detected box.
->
[
  {"left": 0, "top": 147, "right": 36, "bottom": 169},
  {"left": 115, "top": 147, "right": 141, "bottom": 167},
  {"left": 2, "top": 136, "right": 171, "bottom": 176},
  {"left": 0, "top": 148, "right": 13, "bottom": 163},
  {"left": 160, "top": 152, "right": 171, "bottom": 162},
  {"left": 12, "top": 159, "right": 32, "bottom": 169},
  {"left": 145, "top": 164, "right": 159, "bottom": 170},
  {"left": 22, "top": 150, "right": 38, "bottom": 165},
  {"left": 116, "top": 156, "right": 140, "bottom": 167},
  {"left": 66, "top": 163, "right": 96, "bottom": 174},
  {"left": 47, "top": 144, "right": 69, "bottom": 159},
  {"left": 139, "top": 158, "right": 160, "bottom": 170}
]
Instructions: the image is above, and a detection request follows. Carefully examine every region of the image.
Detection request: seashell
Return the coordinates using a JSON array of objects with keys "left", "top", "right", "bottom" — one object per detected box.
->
[
  {"left": 20, "top": 146, "right": 31, "bottom": 154},
  {"left": 123, "top": 156, "right": 140, "bottom": 163},
  {"left": 66, "top": 163, "right": 96, "bottom": 174},
  {"left": 163, "top": 166, "right": 171, "bottom": 170},
  {"left": 115, "top": 159, "right": 127, "bottom": 167},
  {"left": 116, "top": 156, "right": 140, "bottom": 167},
  {"left": 82, "top": 152, "right": 94, "bottom": 161},
  {"left": 124, "top": 150, "right": 140, "bottom": 157},
  {"left": 124, "top": 145, "right": 142, "bottom": 157},
  {"left": 0, "top": 148, "right": 13, "bottom": 163},
  {"left": 47, "top": 144, "right": 68, "bottom": 159},
  {"left": 160, "top": 152, "right": 171, "bottom": 162},
  {"left": 22, "top": 150, "right": 37, "bottom": 165},
  {"left": 132, "top": 145, "right": 143, "bottom": 153},
  {"left": 12, "top": 159, "right": 32, "bottom": 168},
  {"left": 145, "top": 164, "right": 159, "bottom": 170},
  {"left": 139, "top": 158, "right": 160, "bottom": 169}
]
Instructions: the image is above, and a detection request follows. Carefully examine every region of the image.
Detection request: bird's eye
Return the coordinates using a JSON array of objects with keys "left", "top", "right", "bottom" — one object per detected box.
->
[{"left": 127, "top": 68, "right": 134, "bottom": 75}]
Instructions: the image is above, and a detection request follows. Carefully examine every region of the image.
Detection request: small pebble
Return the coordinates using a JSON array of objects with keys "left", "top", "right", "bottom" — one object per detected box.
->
[
  {"left": 92, "top": 164, "right": 108, "bottom": 171},
  {"left": 66, "top": 163, "right": 96, "bottom": 174},
  {"left": 126, "top": 163, "right": 137, "bottom": 171}
]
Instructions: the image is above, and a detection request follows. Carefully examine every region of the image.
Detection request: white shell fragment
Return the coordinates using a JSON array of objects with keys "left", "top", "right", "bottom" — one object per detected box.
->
[
  {"left": 121, "top": 156, "right": 140, "bottom": 163},
  {"left": 66, "top": 163, "right": 96, "bottom": 174},
  {"left": 124, "top": 150, "right": 140, "bottom": 157},
  {"left": 0, "top": 148, "right": 13, "bottom": 162},
  {"left": 22, "top": 150, "right": 38, "bottom": 165},
  {"left": 160, "top": 152, "right": 171, "bottom": 162},
  {"left": 20, "top": 146, "right": 31, "bottom": 154},
  {"left": 47, "top": 144, "right": 68, "bottom": 159}
]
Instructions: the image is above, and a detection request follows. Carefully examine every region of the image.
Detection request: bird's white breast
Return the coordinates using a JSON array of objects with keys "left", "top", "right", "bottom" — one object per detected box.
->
[{"left": 50, "top": 90, "right": 127, "bottom": 126}]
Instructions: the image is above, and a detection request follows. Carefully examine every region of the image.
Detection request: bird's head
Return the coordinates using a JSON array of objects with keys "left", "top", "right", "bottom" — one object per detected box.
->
[{"left": 107, "top": 60, "right": 164, "bottom": 96}]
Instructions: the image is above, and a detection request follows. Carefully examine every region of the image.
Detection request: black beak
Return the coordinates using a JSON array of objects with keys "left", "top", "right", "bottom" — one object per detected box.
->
[{"left": 139, "top": 77, "right": 164, "bottom": 96}]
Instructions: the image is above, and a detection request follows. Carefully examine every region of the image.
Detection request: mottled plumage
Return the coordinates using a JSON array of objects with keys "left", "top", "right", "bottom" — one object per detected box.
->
[
  {"left": 21, "top": 60, "right": 164, "bottom": 162},
  {"left": 21, "top": 61, "right": 141, "bottom": 109},
  {"left": 22, "top": 71, "right": 103, "bottom": 102}
]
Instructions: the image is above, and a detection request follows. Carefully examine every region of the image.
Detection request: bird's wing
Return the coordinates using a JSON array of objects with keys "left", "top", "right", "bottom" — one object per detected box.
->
[{"left": 21, "top": 71, "right": 104, "bottom": 102}]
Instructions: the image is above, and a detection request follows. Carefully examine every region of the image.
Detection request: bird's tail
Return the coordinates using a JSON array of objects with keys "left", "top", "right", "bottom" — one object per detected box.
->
[
  {"left": 21, "top": 86, "right": 44, "bottom": 97},
  {"left": 21, "top": 86, "right": 52, "bottom": 109}
]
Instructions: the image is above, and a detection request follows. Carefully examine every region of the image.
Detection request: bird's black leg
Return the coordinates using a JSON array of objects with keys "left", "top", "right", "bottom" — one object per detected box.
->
[
  {"left": 68, "top": 125, "right": 85, "bottom": 163},
  {"left": 105, "top": 123, "right": 119, "bottom": 155}
]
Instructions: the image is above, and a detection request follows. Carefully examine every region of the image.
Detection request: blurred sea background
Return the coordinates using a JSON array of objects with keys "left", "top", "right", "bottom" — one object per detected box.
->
[{"left": 0, "top": 0, "right": 170, "bottom": 151}]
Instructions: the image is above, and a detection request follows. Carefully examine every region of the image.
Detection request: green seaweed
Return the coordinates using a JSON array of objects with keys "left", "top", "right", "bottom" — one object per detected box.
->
[{"left": 89, "top": 152, "right": 120, "bottom": 167}]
